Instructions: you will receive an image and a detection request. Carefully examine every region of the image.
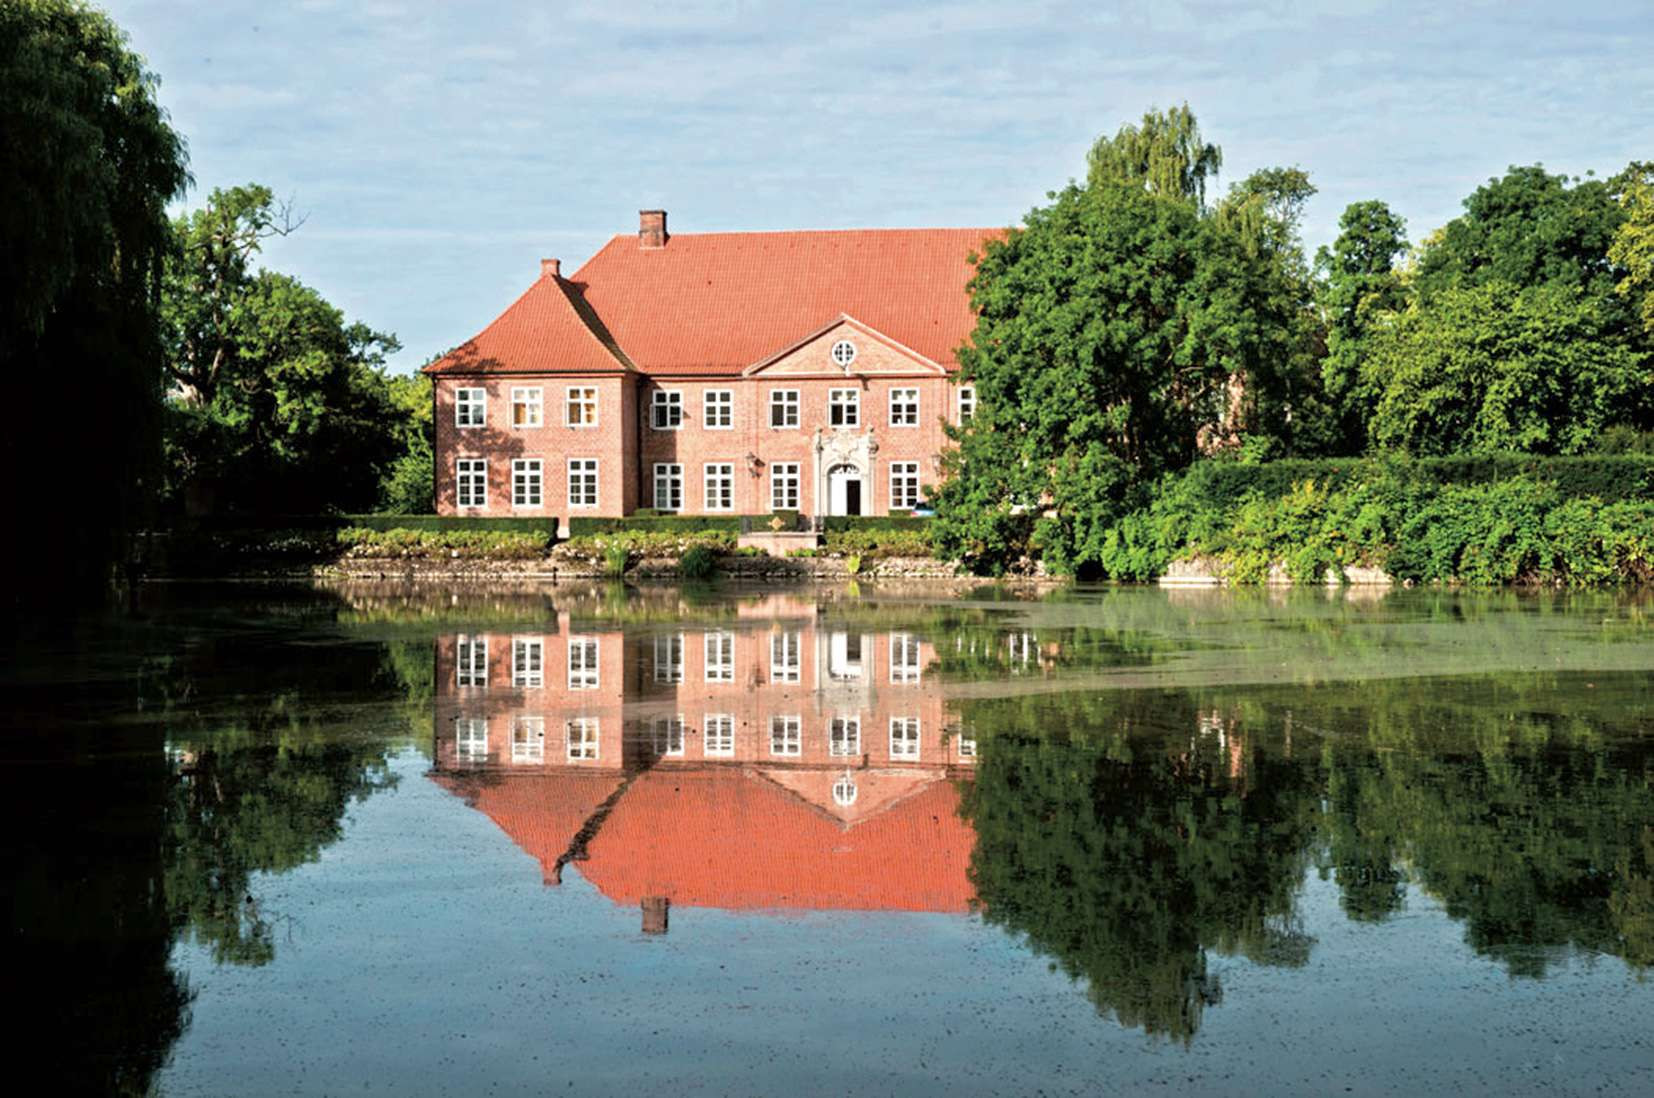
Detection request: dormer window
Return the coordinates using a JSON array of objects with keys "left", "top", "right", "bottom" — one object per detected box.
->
[{"left": 830, "top": 339, "right": 857, "bottom": 368}]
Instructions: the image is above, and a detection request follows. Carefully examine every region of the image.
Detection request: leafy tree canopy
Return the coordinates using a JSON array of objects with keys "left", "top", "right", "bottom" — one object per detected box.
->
[
  {"left": 1609, "top": 161, "right": 1654, "bottom": 338},
  {"left": 1086, "top": 103, "right": 1222, "bottom": 207}
]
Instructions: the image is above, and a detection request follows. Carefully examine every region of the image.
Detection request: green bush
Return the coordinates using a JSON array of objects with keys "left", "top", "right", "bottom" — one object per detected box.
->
[
  {"left": 824, "top": 526, "right": 933, "bottom": 558},
  {"left": 568, "top": 514, "right": 743, "bottom": 536},
  {"left": 678, "top": 545, "right": 718, "bottom": 579},
  {"left": 343, "top": 513, "right": 558, "bottom": 535},
  {"left": 821, "top": 515, "right": 933, "bottom": 533},
  {"left": 335, "top": 527, "right": 552, "bottom": 559},
  {"left": 602, "top": 543, "right": 630, "bottom": 578}
]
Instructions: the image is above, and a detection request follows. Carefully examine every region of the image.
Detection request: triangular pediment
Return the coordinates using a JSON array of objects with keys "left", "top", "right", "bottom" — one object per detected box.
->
[{"left": 742, "top": 314, "right": 949, "bottom": 378}]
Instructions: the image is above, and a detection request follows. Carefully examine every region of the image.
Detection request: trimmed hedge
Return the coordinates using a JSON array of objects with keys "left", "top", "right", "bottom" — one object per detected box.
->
[
  {"left": 822, "top": 515, "right": 934, "bottom": 533},
  {"left": 180, "top": 513, "right": 559, "bottom": 534},
  {"left": 568, "top": 515, "right": 744, "bottom": 536}
]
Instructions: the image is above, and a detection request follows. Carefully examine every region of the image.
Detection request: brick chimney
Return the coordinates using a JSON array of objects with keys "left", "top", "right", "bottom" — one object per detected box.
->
[
  {"left": 540, "top": 257, "right": 560, "bottom": 279},
  {"left": 639, "top": 209, "right": 667, "bottom": 249}
]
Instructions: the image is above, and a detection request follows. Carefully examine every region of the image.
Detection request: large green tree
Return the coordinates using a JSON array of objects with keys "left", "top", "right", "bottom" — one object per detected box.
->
[
  {"left": 1315, "top": 200, "right": 1410, "bottom": 453},
  {"left": 0, "top": 0, "right": 189, "bottom": 602},
  {"left": 1610, "top": 162, "right": 1654, "bottom": 338},
  {"left": 162, "top": 185, "right": 405, "bottom": 514},
  {"left": 1363, "top": 281, "right": 1645, "bottom": 455}
]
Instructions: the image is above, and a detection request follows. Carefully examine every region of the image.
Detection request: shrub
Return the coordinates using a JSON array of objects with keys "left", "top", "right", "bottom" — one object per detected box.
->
[
  {"left": 602, "top": 543, "right": 630, "bottom": 578},
  {"left": 335, "top": 527, "right": 552, "bottom": 559},
  {"left": 568, "top": 515, "right": 742, "bottom": 536},
  {"left": 824, "top": 526, "right": 932, "bottom": 559},
  {"left": 678, "top": 545, "right": 718, "bottom": 579}
]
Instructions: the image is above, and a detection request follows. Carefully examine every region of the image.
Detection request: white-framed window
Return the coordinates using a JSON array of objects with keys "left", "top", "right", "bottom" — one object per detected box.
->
[
  {"left": 1009, "top": 631, "right": 1036, "bottom": 670},
  {"left": 650, "top": 389, "right": 682, "bottom": 430},
  {"left": 889, "top": 388, "right": 919, "bottom": 427},
  {"left": 456, "top": 458, "right": 487, "bottom": 509},
  {"left": 829, "top": 388, "right": 860, "bottom": 429},
  {"left": 890, "top": 716, "right": 921, "bottom": 760},
  {"left": 770, "top": 631, "right": 801, "bottom": 683},
  {"left": 829, "top": 715, "right": 861, "bottom": 757},
  {"left": 957, "top": 733, "right": 977, "bottom": 760},
  {"left": 770, "top": 715, "right": 802, "bottom": 757},
  {"left": 512, "top": 637, "right": 543, "bottom": 688},
  {"left": 704, "top": 714, "right": 735, "bottom": 757},
  {"left": 890, "top": 632, "right": 922, "bottom": 683},
  {"left": 703, "top": 389, "right": 733, "bottom": 429},
  {"left": 769, "top": 389, "right": 800, "bottom": 429},
  {"left": 703, "top": 463, "right": 734, "bottom": 512},
  {"left": 511, "top": 716, "right": 546, "bottom": 763},
  {"left": 651, "top": 715, "right": 685, "bottom": 757},
  {"left": 511, "top": 386, "right": 543, "bottom": 428},
  {"left": 704, "top": 631, "right": 735, "bottom": 682},
  {"left": 959, "top": 385, "right": 976, "bottom": 423},
  {"left": 512, "top": 459, "right": 543, "bottom": 509},
  {"left": 456, "top": 717, "right": 488, "bottom": 762},
  {"left": 889, "top": 461, "right": 920, "bottom": 511},
  {"left": 456, "top": 635, "right": 487, "bottom": 688},
  {"left": 654, "top": 633, "right": 684, "bottom": 684},
  {"left": 565, "top": 386, "right": 598, "bottom": 427},
  {"left": 455, "top": 387, "right": 486, "bottom": 428},
  {"left": 833, "top": 774, "right": 858, "bottom": 806},
  {"left": 568, "top": 635, "right": 600, "bottom": 689},
  {"left": 568, "top": 458, "right": 599, "bottom": 509},
  {"left": 653, "top": 463, "right": 682, "bottom": 512},
  {"left": 566, "top": 717, "right": 600, "bottom": 761},
  {"left": 771, "top": 462, "right": 800, "bottom": 511},
  {"left": 830, "top": 339, "right": 857, "bottom": 368},
  {"left": 828, "top": 632, "right": 863, "bottom": 681}
]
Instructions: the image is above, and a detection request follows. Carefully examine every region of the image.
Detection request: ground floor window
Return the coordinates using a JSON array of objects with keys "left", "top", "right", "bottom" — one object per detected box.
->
[
  {"left": 771, "top": 631, "right": 801, "bottom": 683},
  {"left": 456, "top": 458, "right": 487, "bottom": 508},
  {"left": 568, "top": 635, "right": 600, "bottom": 689},
  {"left": 771, "top": 462, "right": 800, "bottom": 511},
  {"left": 654, "top": 633, "right": 684, "bottom": 684},
  {"left": 705, "top": 630, "right": 735, "bottom": 682},
  {"left": 512, "top": 459, "right": 543, "bottom": 508},
  {"left": 704, "top": 462, "right": 734, "bottom": 511},
  {"left": 568, "top": 458, "right": 598, "bottom": 509},
  {"left": 456, "top": 635, "right": 487, "bottom": 688},
  {"left": 889, "top": 461, "right": 920, "bottom": 511},
  {"left": 512, "top": 637, "right": 543, "bottom": 687},
  {"left": 890, "top": 716, "right": 921, "bottom": 760},
  {"left": 770, "top": 714, "right": 801, "bottom": 756},
  {"left": 890, "top": 631, "right": 922, "bottom": 683},
  {"left": 704, "top": 714, "right": 735, "bottom": 757},
  {"left": 653, "top": 463, "right": 682, "bottom": 512}
]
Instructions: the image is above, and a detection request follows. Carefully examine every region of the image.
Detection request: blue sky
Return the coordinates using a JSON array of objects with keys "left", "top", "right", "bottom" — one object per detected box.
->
[{"left": 106, "top": 0, "right": 1654, "bottom": 372}]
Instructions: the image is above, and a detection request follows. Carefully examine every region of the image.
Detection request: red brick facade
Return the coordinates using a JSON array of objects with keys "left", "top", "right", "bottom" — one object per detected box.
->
[{"left": 426, "top": 213, "right": 997, "bottom": 522}]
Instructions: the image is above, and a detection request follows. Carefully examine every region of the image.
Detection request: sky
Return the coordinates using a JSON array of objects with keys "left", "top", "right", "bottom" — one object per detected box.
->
[{"left": 105, "top": 0, "right": 1654, "bottom": 373}]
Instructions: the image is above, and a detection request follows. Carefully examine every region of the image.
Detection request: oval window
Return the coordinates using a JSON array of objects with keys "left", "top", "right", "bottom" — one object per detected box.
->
[
  {"left": 830, "top": 339, "right": 857, "bottom": 367},
  {"left": 832, "top": 774, "right": 858, "bottom": 806}
]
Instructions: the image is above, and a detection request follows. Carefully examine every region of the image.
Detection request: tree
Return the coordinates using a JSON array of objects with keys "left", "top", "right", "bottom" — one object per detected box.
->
[
  {"left": 1363, "top": 281, "right": 1644, "bottom": 455},
  {"left": 161, "top": 186, "right": 404, "bottom": 514},
  {"left": 1609, "top": 162, "right": 1654, "bottom": 338},
  {"left": 0, "top": 0, "right": 189, "bottom": 603},
  {"left": 1315, "top": 200, "right": 1410, "bottom": 453},
  {"left": 377, "top": 369, "right": 434, "bottom": 512},
  {"left": 1086, "top": 103, "right": 1222, "bottom": 208}
]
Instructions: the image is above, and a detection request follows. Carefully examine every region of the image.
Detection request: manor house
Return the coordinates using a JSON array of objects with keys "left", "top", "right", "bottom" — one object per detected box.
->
[{"left": 425, "top": 211, "right": 997, "bottom": 523}]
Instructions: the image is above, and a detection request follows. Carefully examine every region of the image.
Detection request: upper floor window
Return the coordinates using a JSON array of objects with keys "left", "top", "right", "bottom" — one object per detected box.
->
[
  {"left": 890, "top": 716, "right": 921, "bottom": 761},
  {"left": 889, "top": 388, "right": 919, "bottom": 427},
  {"left": 567, "top": 718, "right": 600, "bottom": 761},
  {"left": 830, "top": 339, "right": 857, "bottom": 368},
  {"left": 566, "top": 386, "right": 597, "bottom": 427},
  {"left": 829, "top": 715, "right": 861, "bottom": 757},
  {"left": 456, "top": 718, "right": 488, "bottom": 763},
  {"left": 455, "top": 387, "right": 486, "bottom": 428},
  {"left": 651, "top": 715, "right": 686, "bottom": 757},
  {"left": 704, "top": 714, "right": 735, "bottom": 757},
  {"left": 959, "top": 385, "right": 976, "bottom": 423},
  {"left": 651, "top": 389, "right": 682, "bottom": 430},
  {"left": 769, "top": 389, "right": 799, "bottom": 429},
  {"left": 703, "top": 389, "right": 733, "bottom": 429},
  {"left": 455, "top": 458, "right": 487, "bottom": 509},
  {"left": 769, "top": 714, "right": 802, "bottom": 757},
  {"left": 829, "top": 388, "right": 859, "bottom": 429},
  {"left": 511, "top": 387, "right": 542, "bottom": 428},
  {"left": 511, "top": 716, "right": 546, "bottom": 763}
]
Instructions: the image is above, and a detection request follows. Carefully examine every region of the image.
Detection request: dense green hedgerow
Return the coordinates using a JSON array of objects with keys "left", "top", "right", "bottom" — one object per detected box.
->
[
  {"left": 823, "top": 526, "right": 934, "bottom": 559},
  {"left": 568, "top": 515, "right": 743, "bottom": 536},
  {"left": 335, "top": 527, "right": 553, "bottom": 559},
  {"left": 1097, "top": 458, "right": 1654, "bottom": 586}
]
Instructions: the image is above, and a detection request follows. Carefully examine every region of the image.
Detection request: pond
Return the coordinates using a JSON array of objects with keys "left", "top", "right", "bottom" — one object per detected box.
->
[{"left": 3, "top": 582, "right": 1651, "bottom": 1095}]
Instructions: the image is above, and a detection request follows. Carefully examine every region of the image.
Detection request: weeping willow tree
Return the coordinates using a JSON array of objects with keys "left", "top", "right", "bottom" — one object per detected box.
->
[{"left": 1086, "top": 102, "right": 1223, "bottom": 208}]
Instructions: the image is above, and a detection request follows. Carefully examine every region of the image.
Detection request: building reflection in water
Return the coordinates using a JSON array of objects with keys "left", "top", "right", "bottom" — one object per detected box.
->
[{"left": 429, "top": 594, "right": 978, "bottom": 916}]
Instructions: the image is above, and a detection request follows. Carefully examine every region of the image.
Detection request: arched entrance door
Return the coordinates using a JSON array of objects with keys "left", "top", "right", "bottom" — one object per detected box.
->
[{"left": 826, "top": 464, "right": 863, "bottom": 516}]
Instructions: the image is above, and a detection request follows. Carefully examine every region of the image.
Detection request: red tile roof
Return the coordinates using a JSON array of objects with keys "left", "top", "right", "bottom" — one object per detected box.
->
[
  {"left": 424, "top": 272, "right": 632, "bottom": 376},
  {"left": 426, "top": 227, "right": 1002, "bottom": 378},
  {"left": 430, "top": 770, "right": 624, "bottom": 883},
  {"left": 581, "top": 769, "right": 975, "bottom": 913}
]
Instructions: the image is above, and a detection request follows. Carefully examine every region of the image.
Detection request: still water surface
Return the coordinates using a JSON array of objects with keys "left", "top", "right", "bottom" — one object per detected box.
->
[{"left": 4, "top": 582, "right": 1652, "bottom": 1095}]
